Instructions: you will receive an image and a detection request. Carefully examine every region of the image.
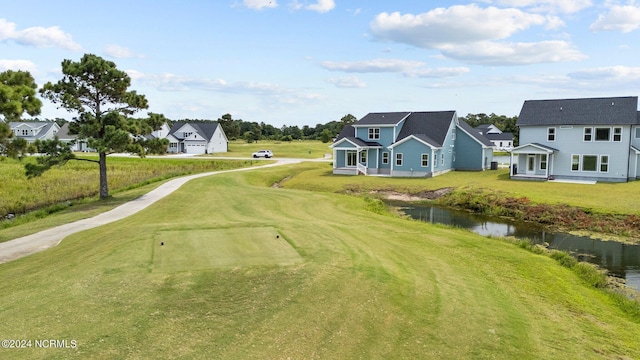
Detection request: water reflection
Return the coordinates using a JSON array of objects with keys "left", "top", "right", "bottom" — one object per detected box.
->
[{"left": 402, "top": 204, "right": 640, "bottom": 290}]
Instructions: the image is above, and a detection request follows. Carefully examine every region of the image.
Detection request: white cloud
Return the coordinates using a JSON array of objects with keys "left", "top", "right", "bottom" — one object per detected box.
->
[
  {"left": 0, "top": 18, "right": 81, "bottom": 51},
  {"left": 440, "top": 40, "right": 586, "bottom": 65},
  {"left": 103, "top": 44, "right": 144, "bottom": 59},
  {"left": 368, "top": 4, "right": 585, "bottom": 66},
  {"left": 590, "top": 5, "right": 640, "bottom": 33},
  {"left": 0, "top": 59, "right": 37, "bottom": 73},
  {"left": 320, "top": 58, "right": 470, "bottom": 78},
  {"left": 305, "top": 0, "right": 335, "bottom": 13},
  {"left": 243, "top": 0, "right": 277, "bottom": 10},
  {"left": 327, "top": 76, "right": 366, "bottom": 88},
  {"left": 493, "top": 0, "right": 593, "bottom": 14},
  {"left": 370, "top": 5, "right": 551, "bottom": 48},
  {"left": 128, "top": 70, "right": 322, "bottom": 105},
  {"left": 568, "top": 66, "right": 640, "bottom": 80},
  {"left": 290, "top": 0, "right": 335, "bottom": 13}
]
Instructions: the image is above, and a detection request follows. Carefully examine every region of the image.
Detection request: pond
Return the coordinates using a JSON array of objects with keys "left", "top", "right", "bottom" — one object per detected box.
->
[{"left": 399, "top": 204, "right": 640, "bottom": 292}]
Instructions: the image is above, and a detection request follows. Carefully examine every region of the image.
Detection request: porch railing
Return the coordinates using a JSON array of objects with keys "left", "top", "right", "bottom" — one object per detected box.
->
[{"left": 357, "top": 163, "right": 368, "bottom": 175}]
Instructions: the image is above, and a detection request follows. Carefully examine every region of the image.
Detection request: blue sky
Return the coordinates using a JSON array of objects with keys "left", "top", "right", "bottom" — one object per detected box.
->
[{"left": 2, "top": 0, "right": 640, "bottom": 127}]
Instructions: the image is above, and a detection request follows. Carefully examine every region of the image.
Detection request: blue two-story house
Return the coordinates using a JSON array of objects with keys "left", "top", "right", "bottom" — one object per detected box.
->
[
  {"left": 330, "top": 111, "right": 494, "bottom": 177},
  {"left": 511, "top": 96, "right": 640, "bottom": 183}
]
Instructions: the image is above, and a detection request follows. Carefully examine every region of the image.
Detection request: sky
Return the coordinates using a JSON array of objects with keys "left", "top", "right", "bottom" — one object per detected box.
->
[{"left": 2, "top": 0, "right": 640, "bottom": 127}]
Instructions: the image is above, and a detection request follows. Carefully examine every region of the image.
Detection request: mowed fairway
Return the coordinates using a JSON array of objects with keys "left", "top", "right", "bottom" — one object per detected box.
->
[{"left": 1, "top": 163, "right": 640, "bottom": 359}]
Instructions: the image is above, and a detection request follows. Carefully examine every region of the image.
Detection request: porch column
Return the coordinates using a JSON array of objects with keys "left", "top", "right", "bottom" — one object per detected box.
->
[{"left": 510, "top": 152, "right": 515, "bottom": 176}]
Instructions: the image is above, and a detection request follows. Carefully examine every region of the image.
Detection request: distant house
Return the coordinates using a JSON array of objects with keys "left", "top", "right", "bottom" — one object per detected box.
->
[
  {"left": 330, "top": 111, "right": 493, "bottom": 177},
  {"left": 511, "top": 96, "right": 640, "bottom": 183},
  {"left": 476, "top": 124, "right": 514, "bottom": 151},
  {"left": 56, "top": 123, "right": 91, "bottom": 152},
  {"left": 167, "top": 121, "right": 228, "bottom": 154},
  {"left": 9, "top": 121, "right": 60, "bottom": 142}
]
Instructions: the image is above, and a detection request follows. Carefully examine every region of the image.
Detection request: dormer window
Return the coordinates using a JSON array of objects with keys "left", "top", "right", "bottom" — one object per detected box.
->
[
  {"left": 368, "top": 128, "right": 380, "bottom": 140},
  {"left": 183, "top": 132, "right": 193, "bottom": 138},
  {"left": 22, "top": 129, "right": 28, "bottom": 136}
]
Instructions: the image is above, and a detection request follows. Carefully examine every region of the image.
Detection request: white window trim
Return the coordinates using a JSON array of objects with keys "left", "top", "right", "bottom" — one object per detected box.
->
[
  {"left": 600, "top": 155, "right": 609, "bottom": 173},
  {"left": 421, "top": 153, "right": 429, "bottom": 167},
  {"left": 382, "top": 152, "right": 389, "bottom": 164},
  {"left": 368, "top": 128, "right": 380, "bottom": 140},
  {"left": 583, "top": 127, "right": 592, "bottom": 142},
  {"left": 396, "top": 153, "right": 403, "bottom": 166},
  {"left": 613, "top": 127, "right": 622, "bottom": 142},
  {"left": 539, "top": 154, "right": 547, "bottom": 170},
  {"left": 594, "top": 127, "right": 611, "bottom": 142},
  {"left": 547, "top": 127, "right": 556, "bottom": 142}
]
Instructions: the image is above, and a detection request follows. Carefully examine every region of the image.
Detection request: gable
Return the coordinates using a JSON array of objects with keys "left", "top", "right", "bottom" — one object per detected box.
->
[{"left": 395, "top": 111, "right": 455, "bottom": 146}]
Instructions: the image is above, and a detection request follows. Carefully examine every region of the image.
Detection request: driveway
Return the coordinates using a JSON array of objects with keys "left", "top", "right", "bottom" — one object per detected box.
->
[{"left": 0, "top": 160, "right": 300, "bottom": 264}]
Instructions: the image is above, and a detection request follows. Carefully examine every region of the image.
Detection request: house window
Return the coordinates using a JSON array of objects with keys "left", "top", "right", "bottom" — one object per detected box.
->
[
  {"left": 600, "top": 155, "right": 609, "bottom": 172},
  {"left": 396, "top": 153, "right": 403, "bottom": 166},
  {"left": 595, "top": 128, "right": 610, "bottom": 141},
  {"left": 346, "top": 151, "right": 357, "bottom": 167},
  {"left": 571, "top": 155, "right": 580, "bottom": 171},
  {"left": 540, "top": 154, "right": 547, "bottom": 170},
  {"left": 360, "top": 151, "right": 367, "bottom": 163},
  {"left": 451, "top": 128, "right": 456, "bottom": 141},
  {"left": 368, "top": 128, "right": 380, "bottom": 140},
  {"left": 183, "top": 132, "right": 193, "bottom": 138},
  {"left": 547, "top": 127, "right": 556, "bottom": 142},
  {"left": 613, "top": 127, "right": 622, "bottom": 142},
  {"left": 421, "top": 154, "right": 429, "bottom": 167},
  {"left": 169, "top": 143, "right": 177, "bottom": 149},
  {"left": 636, "top": 128, "right": 640, "bottom": 139},
  {"left": 382, "top": 152, "right": 389, "bottom": 164},
  {"left": 21, "top": 129, "right": 28, "bottom": 136},
  {"left": 583, "top": 128, "right": 592, "bottom": 141},
  {"left": 440, "top": 153, "right": 445, "bottom": 165},
  {"left": 582, "top": 155, "right": 598, "bottom": 171}
]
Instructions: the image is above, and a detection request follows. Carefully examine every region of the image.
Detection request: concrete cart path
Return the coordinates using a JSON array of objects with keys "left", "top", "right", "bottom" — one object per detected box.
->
[{"left": 0, "top": 160, "right": 299, "bottom": 264}]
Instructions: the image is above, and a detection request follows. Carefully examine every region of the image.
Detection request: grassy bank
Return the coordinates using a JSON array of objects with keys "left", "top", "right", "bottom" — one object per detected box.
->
[
  {"left": 1, "top": 163, "right": 640, "bottom": 358},
  {"left": 0, "top": 156, "right": 255, "bottom": 219}
]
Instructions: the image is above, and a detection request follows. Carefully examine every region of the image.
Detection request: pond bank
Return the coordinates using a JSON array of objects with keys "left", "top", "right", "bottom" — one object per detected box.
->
[{"left": 372, "top": 187, "right": 640, "bottom": 244}]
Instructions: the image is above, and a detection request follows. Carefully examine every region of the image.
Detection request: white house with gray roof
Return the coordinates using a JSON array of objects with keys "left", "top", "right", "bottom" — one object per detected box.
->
[
  {"left": 330, "top": 111, "right": 494, "bottom": 177},
  {"left": 9, "top": 121, "right": 60, "bottom": 142},
  {"left": 511, "top": 96, "right": 640, "bottom": 183},
  {"left": 167, "top": 121, "right": 228, "bottom": 154}
]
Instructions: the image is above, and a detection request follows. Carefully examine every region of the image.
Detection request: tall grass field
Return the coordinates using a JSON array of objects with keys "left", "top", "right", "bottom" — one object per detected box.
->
[{"left": 1, "top": 163, "right": 640, "bottom": 359}]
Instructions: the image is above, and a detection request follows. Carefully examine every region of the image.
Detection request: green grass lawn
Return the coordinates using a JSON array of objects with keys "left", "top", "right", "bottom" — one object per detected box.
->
[
  {"left": 214, "top": 139, "right": 332, "bottom": 159},
  {"left": 1, "top": 163, "right": 640, "bottom": 359},
  {"left": 280, "top": 162, "right": 640, "bottom": 215}
]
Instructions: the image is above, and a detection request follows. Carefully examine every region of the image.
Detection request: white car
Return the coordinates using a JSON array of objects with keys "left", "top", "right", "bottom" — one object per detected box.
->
[{"left": 252, "top": 150, "right": 273, "bottom": 158}]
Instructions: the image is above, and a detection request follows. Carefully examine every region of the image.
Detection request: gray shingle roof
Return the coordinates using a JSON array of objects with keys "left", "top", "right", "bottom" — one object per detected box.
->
[
  {"left": 354, "top": 112, "right": 411, "bottom": 126},
  {"left": 396, "top": 111, "right": 455, "bottom": 147},
  {"left": 169, "top": 121, "right": 221, "bottom": 140},
  {"left": 517, "top": 96, "right": 639, "bottom": 126},
  {"left": 457, "top": 119, "right": 495, "bottom": 147}
]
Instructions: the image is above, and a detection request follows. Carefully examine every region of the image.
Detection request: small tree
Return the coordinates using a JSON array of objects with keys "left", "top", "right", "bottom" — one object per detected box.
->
[
  {"left": 36, "top": 54, "right": 162, "bottom": 199},
  {"left": 0, "top": 70, "right": 42, "bottom": 156}
]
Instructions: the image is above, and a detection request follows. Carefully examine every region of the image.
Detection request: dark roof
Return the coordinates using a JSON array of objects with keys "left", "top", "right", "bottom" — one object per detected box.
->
[
  {"left": 457, "top": 119, "right": 494, "bottom": 147},
  {"left": 484, "top": 132, "right": 513, "bottom": 141},
  {"left": 517, "top": 96, "right": 639, "bottom": 126},
  {"left": 169, "top": 121, "right": 220, "bottom": 140},
  {"left": 396, "top": 111, "right": 455, "bottom": 147},
  {"left": 334, "top": 125, "right": 355, "bottom": 142},
  {"left": 56, "top": 123, "right": 76, "bottom": 140},
  {"left": 354, "top": 112, "right": 411, "bottom": 126}
]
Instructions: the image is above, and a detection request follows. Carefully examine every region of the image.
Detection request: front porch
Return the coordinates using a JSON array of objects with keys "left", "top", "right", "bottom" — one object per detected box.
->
[{"left": 510, "top": 143, "right": 558, "bottom": 180}]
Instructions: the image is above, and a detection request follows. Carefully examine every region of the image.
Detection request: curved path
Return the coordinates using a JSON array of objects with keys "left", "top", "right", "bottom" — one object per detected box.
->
[{"left": 0, "top": 159, "right": 300, "bottom": 264}]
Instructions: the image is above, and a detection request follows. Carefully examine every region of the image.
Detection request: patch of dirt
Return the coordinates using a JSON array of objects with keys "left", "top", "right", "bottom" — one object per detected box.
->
[
  {"left": 271, "top": 176, "right": 291, "bottom": 188},
  {"left": 372, "top": 187, "right": 454, "bottom": 202}
]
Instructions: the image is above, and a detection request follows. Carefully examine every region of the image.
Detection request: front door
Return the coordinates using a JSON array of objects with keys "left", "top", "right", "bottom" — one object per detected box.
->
[
  {"left": 527, "top": 155, "right": 536, "bottom": 175},
  {"left": 346, "top": 151, "right": 357, "bottom": 167}
]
